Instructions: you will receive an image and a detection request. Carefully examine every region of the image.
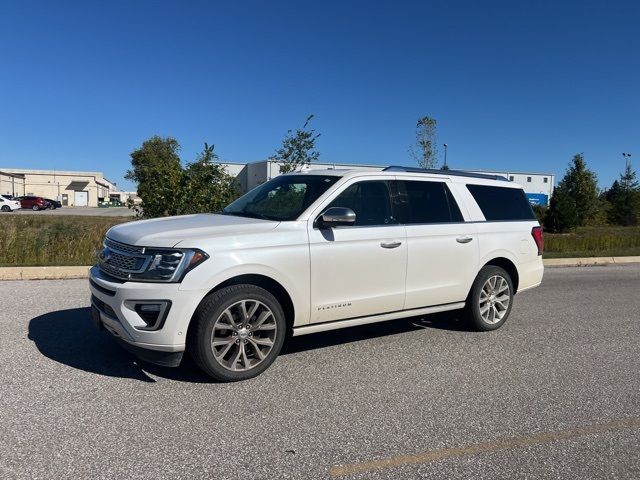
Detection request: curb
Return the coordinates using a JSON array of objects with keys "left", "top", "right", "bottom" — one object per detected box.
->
[
  {"left": 1, "top": 256, "right": 639, "bottom": 281},
  {"left": 543, "top": 256, "right": 640, "bottom": 267},
  {"left": 0, "top": 266, "right": 91, "bottom": 280}
]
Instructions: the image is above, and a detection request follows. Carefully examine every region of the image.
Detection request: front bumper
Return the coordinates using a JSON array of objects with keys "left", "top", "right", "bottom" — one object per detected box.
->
[{"left": 89, "top": 266, "right": 205, "bottom": 365}]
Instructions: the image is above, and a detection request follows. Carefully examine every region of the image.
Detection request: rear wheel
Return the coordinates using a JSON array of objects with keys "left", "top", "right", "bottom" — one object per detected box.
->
[
  {"left": 1, "top": 205, "right": 10, "bottom": 212},
  {"left": 189, "top": 284, "right": 286, "bottom": 382},
  {"left": 32, "top": 205, "right": 39, "bottom": 211},
  {"left": 465, "top": 266, "right": 514, "bottom": 331}
]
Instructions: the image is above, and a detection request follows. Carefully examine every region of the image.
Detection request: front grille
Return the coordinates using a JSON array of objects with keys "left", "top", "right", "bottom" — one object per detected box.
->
[
  {"left": 107, "top": 250, "right": 145, "bottom": 271},
  {"left": 98, "top": 238, "right": 149, "bottom": 280},
  {"left": 104, "top": 237, "right": 144, "bottom": 254}
]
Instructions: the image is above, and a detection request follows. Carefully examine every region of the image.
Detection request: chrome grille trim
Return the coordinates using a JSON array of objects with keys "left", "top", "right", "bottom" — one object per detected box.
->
[
  {"left": 99, "top": 238, "right": 151, "bottom": 280},
  {"left": 104, "top": 237, "right": 144, "bottom": 254}
]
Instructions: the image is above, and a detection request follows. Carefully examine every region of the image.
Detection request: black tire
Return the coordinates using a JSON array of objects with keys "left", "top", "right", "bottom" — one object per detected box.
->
[
  {"left": 189, "top": 284, "right": 286, "bottom": 382},
  {"left": 32, "top": 205, "right": 39, "bottom": 211},
  {"left": 465, "top": 265, "right": 514, "bottom": 331},
  {"left": 1, "top": 205, "right": 10, "bottom": 212}
]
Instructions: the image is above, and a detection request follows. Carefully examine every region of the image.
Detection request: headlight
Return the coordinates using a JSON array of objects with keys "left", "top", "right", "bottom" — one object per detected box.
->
[
  {"left": 132, "top": 248, "right": 208, "bottom": 282},
  {"left": 98, "top": 240, "right": 209, "bottom": 283}
]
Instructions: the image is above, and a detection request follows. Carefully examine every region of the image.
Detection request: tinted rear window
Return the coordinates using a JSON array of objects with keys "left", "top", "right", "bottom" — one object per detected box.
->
[
  {"left": 395, "top": 180, "right": 464, "bottom": 224},
  {"left": 466, "top": 184, "right": 535, "bottom": 221}
]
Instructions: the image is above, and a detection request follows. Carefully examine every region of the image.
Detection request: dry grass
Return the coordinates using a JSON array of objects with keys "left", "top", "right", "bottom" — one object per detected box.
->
[
  {"left": 1, "top": 216, "right": 639, "bottom": 266},
  {"left": 0, "top": 216, "right": 130, "bottom": 266},
  {"left": 544, "top": 226, "right": 640, "bottom": 258}
]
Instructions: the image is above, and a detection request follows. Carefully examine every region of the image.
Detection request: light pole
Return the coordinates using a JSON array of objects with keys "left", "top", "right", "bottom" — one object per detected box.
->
[
  {"left": 623, "top": 153, "right": 632, "bottom": 188},
  {"left": 443, "top": 143, "right": 448, "bottom": 169}
]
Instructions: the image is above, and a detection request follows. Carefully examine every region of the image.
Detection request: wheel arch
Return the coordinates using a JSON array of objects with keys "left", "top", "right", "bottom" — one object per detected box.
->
[
  {"left": 186, "top": 273, "right": 296, "bottom": 344},
  {"left": 483, "top": 257, "right": 520, "bottom": 293}
]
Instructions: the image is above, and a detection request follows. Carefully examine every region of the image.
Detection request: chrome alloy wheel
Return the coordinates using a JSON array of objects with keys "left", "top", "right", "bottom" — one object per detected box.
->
[
  {"left": 210, "top": 300, "right": 278, "bottom": 372},
  {"left": 479, "top": 275, "right": 511, "bottom": 324}
]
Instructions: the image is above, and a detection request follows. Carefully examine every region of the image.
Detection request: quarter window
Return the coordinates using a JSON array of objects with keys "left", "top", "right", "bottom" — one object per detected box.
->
[
  {"left": 466, "top": 184, "right": 536, "bottom": 221},
  {"left": 395, "top": 181, "right": 464, "bottom": 224},
  {"left": 328, "top": 181, "right": 395, "bottom": 226}
]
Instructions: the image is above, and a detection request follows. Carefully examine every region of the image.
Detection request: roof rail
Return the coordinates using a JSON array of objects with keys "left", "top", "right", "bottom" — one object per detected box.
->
[{"left": 383, "top": 166, "right": 509, "bottom": 181}]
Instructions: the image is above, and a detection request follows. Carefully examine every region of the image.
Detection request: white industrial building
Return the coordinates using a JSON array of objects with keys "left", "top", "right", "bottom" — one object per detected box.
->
[{"left": 217, "top": 160, "right": 555, "bottom": 206}]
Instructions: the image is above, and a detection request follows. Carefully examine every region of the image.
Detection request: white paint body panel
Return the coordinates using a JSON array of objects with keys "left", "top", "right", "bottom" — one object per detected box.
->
[{"left": 89, "top": 169, "right": 544, "bottom": 353}]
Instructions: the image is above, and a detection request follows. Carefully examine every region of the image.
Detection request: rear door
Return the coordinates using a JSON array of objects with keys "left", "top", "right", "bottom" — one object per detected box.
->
[
  {"left": 308, "top": 178, "right": 407, "bottom": 323},
  {"left": 396, "top": 178, "right": 479, "bottom": 308}
]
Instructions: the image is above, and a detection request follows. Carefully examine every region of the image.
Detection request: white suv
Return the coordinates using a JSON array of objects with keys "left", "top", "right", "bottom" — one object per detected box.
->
[{"left": 89, "top": 166, "right": 544, "bottom": 381}]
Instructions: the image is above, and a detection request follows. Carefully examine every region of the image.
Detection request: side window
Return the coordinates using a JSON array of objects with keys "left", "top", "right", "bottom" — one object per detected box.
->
[
  {"left": 328, "top": 181, "right": 395, "bottom": 226},
  {"left": 395, "top": 180, "right": 464, "bottom": 224},
  {"left": 466, "top": 184, "right": 536, "bottom": 221}
]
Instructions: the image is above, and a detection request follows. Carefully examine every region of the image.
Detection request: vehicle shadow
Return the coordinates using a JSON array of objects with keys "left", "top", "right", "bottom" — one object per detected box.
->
[
  {"left": 27, "top": 307, "right": 213, "bottom": 383},
  {"left": 281, "top": 309, "right": 470, "bottom": 355},
  {"left": 28, "top": 307, "right": 470, "bottom": 383}
]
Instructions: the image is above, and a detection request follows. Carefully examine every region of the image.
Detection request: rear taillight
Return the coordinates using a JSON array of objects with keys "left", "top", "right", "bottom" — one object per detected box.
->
[{"left": 531, "top": 226, "right": 543, "bottom": 256}]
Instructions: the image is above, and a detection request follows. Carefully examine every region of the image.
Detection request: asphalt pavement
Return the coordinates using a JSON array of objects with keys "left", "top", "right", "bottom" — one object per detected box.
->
[
  {"left": 0, "top": 265, "right": 639, "bottom": 479},
  {"left": 8, "top": 206, "right": 135, "bottom": 216}
]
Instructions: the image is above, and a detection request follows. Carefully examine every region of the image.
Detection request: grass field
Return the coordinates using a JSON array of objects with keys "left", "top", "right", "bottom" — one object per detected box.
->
[
  {"left": 0, "top": 216, "right": 128, "bottom": 267},
  {"left": 544, "top": 226, "right": 640, "bottom": 258},
  {"left": 1, "top": 216, "right": 639, "bottom": 266}
]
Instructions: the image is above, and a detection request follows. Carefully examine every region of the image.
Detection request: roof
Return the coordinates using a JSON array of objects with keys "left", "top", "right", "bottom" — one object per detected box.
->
[
  {"left": 470, "top": 169, "right": 555, "bottom": 177},
  {"left": 0, "top": 170, "right": 25, "bottom": 179},
  {"left": 284, "top": 166, "right": 520, "bottom": 185},
  {"left": 0, "top": 168, "right": 104, "bottom": 177},
  {"left": 384, "top": 166, "right": 509, "bottom": 181}
]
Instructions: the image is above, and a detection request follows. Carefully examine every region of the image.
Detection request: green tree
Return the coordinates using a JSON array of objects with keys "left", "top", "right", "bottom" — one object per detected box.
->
[
  {"left": 177, "top": 143, "right": 239, "bottom": 215},
  {"left": 544, "top": 153, "right": 599, "bottom": 232},
  {"left": 125, "top": 136, "right": 183, "bottom": 218},
  {"left": 409, "top": 116, "right": 438, "bottom": 169},
  {"left": 605, "top": 162, "right": 640, "bottom": 226},
  {"left": 272, "top": 115, "right": 320, "bottom": 173},
  {"left": 532, "top": 204, "right": 547, "bottom": 225}
]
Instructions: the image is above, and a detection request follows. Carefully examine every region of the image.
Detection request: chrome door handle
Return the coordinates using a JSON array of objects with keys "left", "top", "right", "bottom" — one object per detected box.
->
[
  {"left": 456, "top": 236, "right": 473, "bottom": 244},
  {"left": 380, "top": 241, "right": 402, "bottom": 249}
]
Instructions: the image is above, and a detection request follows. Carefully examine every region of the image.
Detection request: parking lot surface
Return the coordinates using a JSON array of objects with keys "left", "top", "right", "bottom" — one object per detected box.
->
[
  {"left": 1, "top": 265, "right": 639, "bottom": 479},
  {"left": 8, "top": 206, "right": 135, "bottom": 217}
]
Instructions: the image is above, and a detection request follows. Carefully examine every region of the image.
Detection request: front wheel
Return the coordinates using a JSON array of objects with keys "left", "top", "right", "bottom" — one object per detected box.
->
[
  {"left": 32, "top": 205, "right": 39, "bottom": 211},
  {"left": 189, "top": 284, "right": 286, "bottom": 382},
  {"left": 1, "top": 205, "right": 10, "bottom": 212},
  {"left": 465, "top": 266, "right": 514, "bottom": 331}
]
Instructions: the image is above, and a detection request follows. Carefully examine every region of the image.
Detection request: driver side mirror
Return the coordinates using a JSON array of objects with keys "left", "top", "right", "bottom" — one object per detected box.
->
[{"left": 317, "top": 207, "right": 356, "bottom": 228}]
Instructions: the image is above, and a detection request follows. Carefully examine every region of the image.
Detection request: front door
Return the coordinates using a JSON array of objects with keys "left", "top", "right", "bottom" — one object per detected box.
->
[{"left": 308, "top": 179, "right": 407, "bottom": 324}]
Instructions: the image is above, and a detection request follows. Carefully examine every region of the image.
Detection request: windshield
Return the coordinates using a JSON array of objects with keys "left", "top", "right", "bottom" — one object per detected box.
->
[{"left": 222, "top": 174, "right": 340, "bottom": 221}]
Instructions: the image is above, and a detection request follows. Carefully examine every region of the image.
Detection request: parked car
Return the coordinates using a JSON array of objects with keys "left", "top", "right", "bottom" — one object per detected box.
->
[
  {"left": 45, "top": 198, "right": 62, "bottom": 209},
  {"left": 90, "top": 166, "right": 544, "bottom": 382},
  {"left": 0, "top": 196, "right": 21, "bottom": 212},
  {"left": 19, "top": 196, "right": 49, "bottom": 211}
]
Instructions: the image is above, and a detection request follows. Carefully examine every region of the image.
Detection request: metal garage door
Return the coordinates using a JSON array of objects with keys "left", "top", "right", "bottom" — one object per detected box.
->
[{"left": 74, "top": 191, "right": 88, "bottom": 206}]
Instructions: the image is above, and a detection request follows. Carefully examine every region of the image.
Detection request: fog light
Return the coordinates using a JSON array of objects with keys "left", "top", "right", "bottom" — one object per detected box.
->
[{"left": 125, "top": 300, "right": 171, "bottom": 331}]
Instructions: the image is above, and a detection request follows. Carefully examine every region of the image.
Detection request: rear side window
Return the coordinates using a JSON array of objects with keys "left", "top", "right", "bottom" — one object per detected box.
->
[
  {"left": 395, "top": 180, "right": 464, "bottom": 224},
  {"left": 466, "top": 184, "right": 535, "bottom": 221}
]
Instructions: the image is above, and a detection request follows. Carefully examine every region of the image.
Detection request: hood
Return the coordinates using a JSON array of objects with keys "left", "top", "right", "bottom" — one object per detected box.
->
[{"left": 106, "top": 214, "right": 278, "bottom": 248}]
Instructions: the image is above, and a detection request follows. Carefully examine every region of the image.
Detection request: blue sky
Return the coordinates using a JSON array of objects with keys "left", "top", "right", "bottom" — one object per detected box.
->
[{"left": 0, "top": 0, "right": 638, "bottom": 191}]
